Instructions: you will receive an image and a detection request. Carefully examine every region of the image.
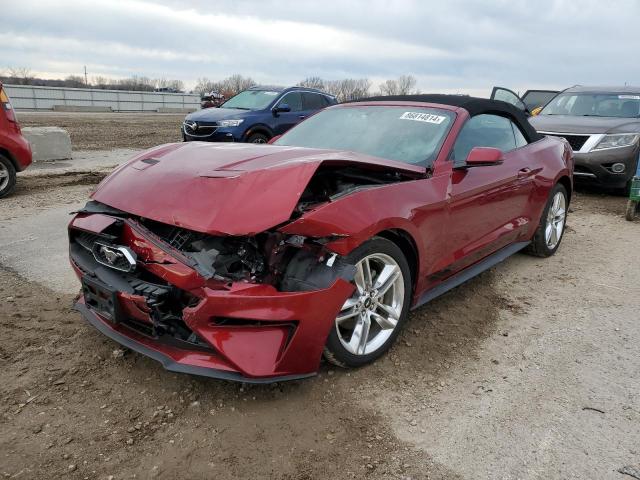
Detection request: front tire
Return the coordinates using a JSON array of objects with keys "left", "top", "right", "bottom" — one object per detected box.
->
[
  {"left": 0, "top": 155, "right": 17, "bottom": 199},
  {"left": 525, "top": 183, "right": 568, "bottom": 257},
  {"left": 246, "top": 133, "right": 269, "bottom": 144},
  {"left": 324, "top": 237, "right": 412, "bottom": 368}
]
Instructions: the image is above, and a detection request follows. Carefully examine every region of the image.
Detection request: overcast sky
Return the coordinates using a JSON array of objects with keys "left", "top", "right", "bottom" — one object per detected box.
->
[{"left": 4, "top": 0, "right": 640, "bottom": 96}]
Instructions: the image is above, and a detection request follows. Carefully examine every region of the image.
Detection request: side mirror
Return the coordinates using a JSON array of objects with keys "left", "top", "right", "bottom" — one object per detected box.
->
[
  {"left": 268, "top": 135, "right": 282, "bottom": 144},
  {"left": 463, "top": 147, "right": 504, "bottom": 167},
  {"left": 272, "top": 104, "right": 291, "bottom": 116}
]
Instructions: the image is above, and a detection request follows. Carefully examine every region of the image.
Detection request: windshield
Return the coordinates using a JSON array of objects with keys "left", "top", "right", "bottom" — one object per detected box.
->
[
  {"left": 541, "top": 92, "right": 640, "bottom": 118},
  {"left": 221, "top": 90, "right": 280, "bottom": 110},
  {"left": 274, "top": 106, "right": 454, "bottom": 166}
]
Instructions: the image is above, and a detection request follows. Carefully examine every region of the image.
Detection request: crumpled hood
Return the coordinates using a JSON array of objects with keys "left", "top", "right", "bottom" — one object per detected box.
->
[
  {"left": 185, "top": 107, "right": 248, "bottom": 122},
  {"left": 91, "top": 142, "right": 424, "bottom": 236},
  {"left": 530, "top": 114, "right": 640, "bottom": 134}
]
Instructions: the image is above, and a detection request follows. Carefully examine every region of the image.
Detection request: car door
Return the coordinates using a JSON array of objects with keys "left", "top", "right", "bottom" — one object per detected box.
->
[
  {"left": 442, "top": 114, "right": 535, "bottom": 275},
  {"left": 490, "top": 87, "right": 529, "bottom": 113},
  {"left": 272, "top": 92, "right": 304, "bottom": 135}
]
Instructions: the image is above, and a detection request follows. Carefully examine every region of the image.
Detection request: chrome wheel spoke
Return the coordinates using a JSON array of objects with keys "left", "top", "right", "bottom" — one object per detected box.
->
[
  {"left": 348, "top": 314, "right": 371, "bottom": 355},
  {"left": 550, "top": 225, "right": 558, "bottom": 246},
  {"left": 0, "top": 169, "right": 7, "bottom": 179},
  {"left": 361, "top": 258, "right": 373, "bottom": 289},
  {"left": 545, "top": 224, "right": 553, "bottom": 244},
  {"left": 371, "top": 308, "right": 397, "bottom": 330},
  {"left": 354, "top": 263, "right": 367, "bottom": 294},
  {"left": 374, "top": 264, "right": 400, "bottom": 295},
  {"left": 336, "top": 307, "right": 359, "bottom": 324}
]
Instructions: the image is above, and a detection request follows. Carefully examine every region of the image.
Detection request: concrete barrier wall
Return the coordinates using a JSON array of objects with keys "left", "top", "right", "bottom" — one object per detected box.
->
[{"left": 4, "top": 84, "right": 200, "bottom": 112}]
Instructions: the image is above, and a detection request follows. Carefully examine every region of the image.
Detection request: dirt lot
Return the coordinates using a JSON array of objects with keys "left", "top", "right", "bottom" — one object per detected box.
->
[
  {"left": 19, "top": 112, "right": 185, "bottom": 150},
  {"left": 1, "top": 162, "right": 639, "bottom": 479}
]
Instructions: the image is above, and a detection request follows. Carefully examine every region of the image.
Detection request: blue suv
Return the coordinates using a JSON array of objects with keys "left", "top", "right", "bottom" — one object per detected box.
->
[{"left": 182, "top": 86, "right": 337, "bottom": 144}]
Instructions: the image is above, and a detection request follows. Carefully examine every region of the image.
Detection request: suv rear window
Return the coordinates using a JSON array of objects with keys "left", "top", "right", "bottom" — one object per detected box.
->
[{"left": 302, "top": 93, "right": 328, "bottom": 110}]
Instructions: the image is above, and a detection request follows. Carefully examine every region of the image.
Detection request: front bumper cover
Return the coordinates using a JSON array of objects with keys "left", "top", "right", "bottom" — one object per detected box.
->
[
  {"left": 75, "top": 300, "right": 317, "bottom": 383},
  {"left": 69, "top": 214, "right": 355, "bottom": 383},
  {"left": 573, "top": 145, "right": 639, "bottom": 188}
]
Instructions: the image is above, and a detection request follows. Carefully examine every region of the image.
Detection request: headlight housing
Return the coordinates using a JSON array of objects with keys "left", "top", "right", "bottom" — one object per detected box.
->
[
  {"left": 216, "top": 119, "right": 244, "bottom": 128},
  {"left": 593, "top": 133, "right": 639, "bottom": 151}
]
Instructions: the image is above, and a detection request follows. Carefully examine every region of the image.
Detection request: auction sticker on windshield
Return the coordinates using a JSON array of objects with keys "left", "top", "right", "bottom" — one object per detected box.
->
[{"left": 399, "top": 112, "right": 447, "bottom": 124}]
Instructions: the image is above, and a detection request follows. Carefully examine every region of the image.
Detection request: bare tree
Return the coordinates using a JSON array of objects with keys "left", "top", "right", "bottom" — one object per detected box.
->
[
  {"left": 379, "top": 79, "right": 399, "bottom": 96},
  {"left": 92, "top": 76, "right": 110, "bottom": 88},
  {"left": 396, "top": 75, "right": 418, "bottom": 94},
  {"left": 224, "top": 74, "right": 256, "bottom": 96},
  {"left": 326, "top": 78, "right": 371, "bottom": 102},
  {"left": 194, "top": 77, "right": 218, "bottom": 96},
  {"left": 166, "top": 79, "right": 184, "bottom": 92},
  {"left": 64, "top": 75, "right": 86, "bottom": 88},
  {"left": 298, "top": 77, "right": 326, "bottom": 90},
  {"left": 194, "top": 74, "right": 255, "bottom": 98},
  {"left": 6, "top": 66, "right": 33, "bottom": 85},
  {"left": 379, "top": 75, "right": 418, "bottom": 96}
]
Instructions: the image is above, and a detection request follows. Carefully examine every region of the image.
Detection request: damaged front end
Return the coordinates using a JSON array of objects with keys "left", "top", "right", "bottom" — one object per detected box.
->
[
  {"left": 70, "top": 150, "right": 422, "bottom": 381},
  {"left": 69, "top": 201, "right": 357, "bottom": 381}
]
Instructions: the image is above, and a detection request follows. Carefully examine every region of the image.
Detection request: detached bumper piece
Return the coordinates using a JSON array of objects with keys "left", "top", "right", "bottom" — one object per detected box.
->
[
  {"left": 69, "top": 212, "right": 353, "bottom": 383},
  {"left": 74, "top": 300, "right": 314, "bottom": 383}
]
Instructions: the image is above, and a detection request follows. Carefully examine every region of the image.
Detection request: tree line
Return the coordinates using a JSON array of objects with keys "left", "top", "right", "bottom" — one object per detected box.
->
[
  {"left": 0, "top": 67, "right": 185, "bottom": 92},
  {"left": 195, "top": 74, "right": 420, "bottom": 102},
  {"left": 2, "top": 66, "right": 421, "bottom": 101}
]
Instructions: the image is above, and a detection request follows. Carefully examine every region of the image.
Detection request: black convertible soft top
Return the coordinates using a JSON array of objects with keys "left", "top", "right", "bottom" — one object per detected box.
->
[{"left": 352, "top": 94, "right": 543, "bottom": 142}]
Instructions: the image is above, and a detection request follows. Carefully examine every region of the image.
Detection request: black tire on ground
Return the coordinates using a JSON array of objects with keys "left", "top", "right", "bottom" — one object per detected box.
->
[
  {"left": 246, "top": 133, "right": 269, "bottom": 144},
  {"left": 626, "top": 200, "right": 638, "bottom": 221},
  {"left": 323, "top": 236, "right": 412, "bottom": 368},
  {"left": 525, "top": 183, "right": 568, "bottom": 258},
  {"left": 0, "top": 154, "right": 17, "bottom": 199}
]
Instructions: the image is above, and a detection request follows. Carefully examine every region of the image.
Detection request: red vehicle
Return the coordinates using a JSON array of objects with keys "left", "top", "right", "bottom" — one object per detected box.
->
[
  {"left": 69, "top": 95, "right": 573, "bottom": 382},
  {"left": 0, "top": 82, "right": 32, "bottom": 198}
]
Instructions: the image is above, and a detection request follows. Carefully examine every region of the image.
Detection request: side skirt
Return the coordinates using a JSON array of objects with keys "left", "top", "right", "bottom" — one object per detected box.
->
[{"left": 413, "top": 241, "right": 530, "bottom": 309}]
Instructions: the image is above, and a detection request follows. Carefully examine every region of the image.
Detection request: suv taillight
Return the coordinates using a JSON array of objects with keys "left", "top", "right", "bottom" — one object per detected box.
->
[{"left": 0, "top": 85, "right": 17, "bottom": 123}]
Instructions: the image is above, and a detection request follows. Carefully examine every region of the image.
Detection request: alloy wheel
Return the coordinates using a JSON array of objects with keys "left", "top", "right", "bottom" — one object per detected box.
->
[
  {"left": 0, "top": 162, "right": 9, "bottom": 192},
  {"left": 335, "top": 253, "right": 405, "bottom": 356},
  {"left": 545, "top": 191, "right": 566, "bottom": 249}
]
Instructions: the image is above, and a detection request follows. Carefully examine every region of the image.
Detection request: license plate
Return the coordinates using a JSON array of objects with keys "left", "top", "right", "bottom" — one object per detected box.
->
[{"left": 81, "top": 276, "right": 121, "bottom": 324}]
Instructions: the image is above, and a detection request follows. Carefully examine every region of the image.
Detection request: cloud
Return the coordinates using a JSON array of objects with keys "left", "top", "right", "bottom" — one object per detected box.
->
[{"left": 3, "top": 0, "right": 640, "bottom": 94}]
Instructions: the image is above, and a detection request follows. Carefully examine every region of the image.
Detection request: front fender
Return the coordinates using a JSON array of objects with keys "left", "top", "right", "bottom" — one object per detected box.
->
[{"left": 279, "top": 175, "right": 450, "bottom": 290}]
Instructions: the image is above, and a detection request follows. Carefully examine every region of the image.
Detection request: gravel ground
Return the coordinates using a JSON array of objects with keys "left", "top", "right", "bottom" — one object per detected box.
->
[
  {"left": 18, "top": 112, "right": 185, "bottom": 150},
  {"left": 1, "top": 167, "right": 638, "bottom": 479}
]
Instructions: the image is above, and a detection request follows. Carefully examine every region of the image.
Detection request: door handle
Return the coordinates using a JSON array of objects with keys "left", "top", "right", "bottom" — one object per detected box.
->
[
  {"left": 517, "top": 167, "right": 532, "bottom": 178},
  {"left": 298, "top": 115, "right": 306, "bottom": 119}
]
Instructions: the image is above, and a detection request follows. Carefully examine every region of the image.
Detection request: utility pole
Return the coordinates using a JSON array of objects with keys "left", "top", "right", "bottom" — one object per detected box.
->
[{"left": 84, "top": 66, "right": 88, "bottom": 86}]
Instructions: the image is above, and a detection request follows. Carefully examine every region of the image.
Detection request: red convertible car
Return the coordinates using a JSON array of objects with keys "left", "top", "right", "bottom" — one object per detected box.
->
[{"left": 69, "top": 95, "right": 573, "bottom": 382}]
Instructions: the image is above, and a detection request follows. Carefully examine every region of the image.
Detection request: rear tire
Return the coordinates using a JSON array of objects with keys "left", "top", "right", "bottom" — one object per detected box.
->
[
  {"left": 0, "top": 155, "right": 17, "bottom": 199},
  {"left": 525, "top": 183, "right": 568, "bottom": 258},
  {"left": 323, "top": 237, "right": 412, "bottom": 368}
]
